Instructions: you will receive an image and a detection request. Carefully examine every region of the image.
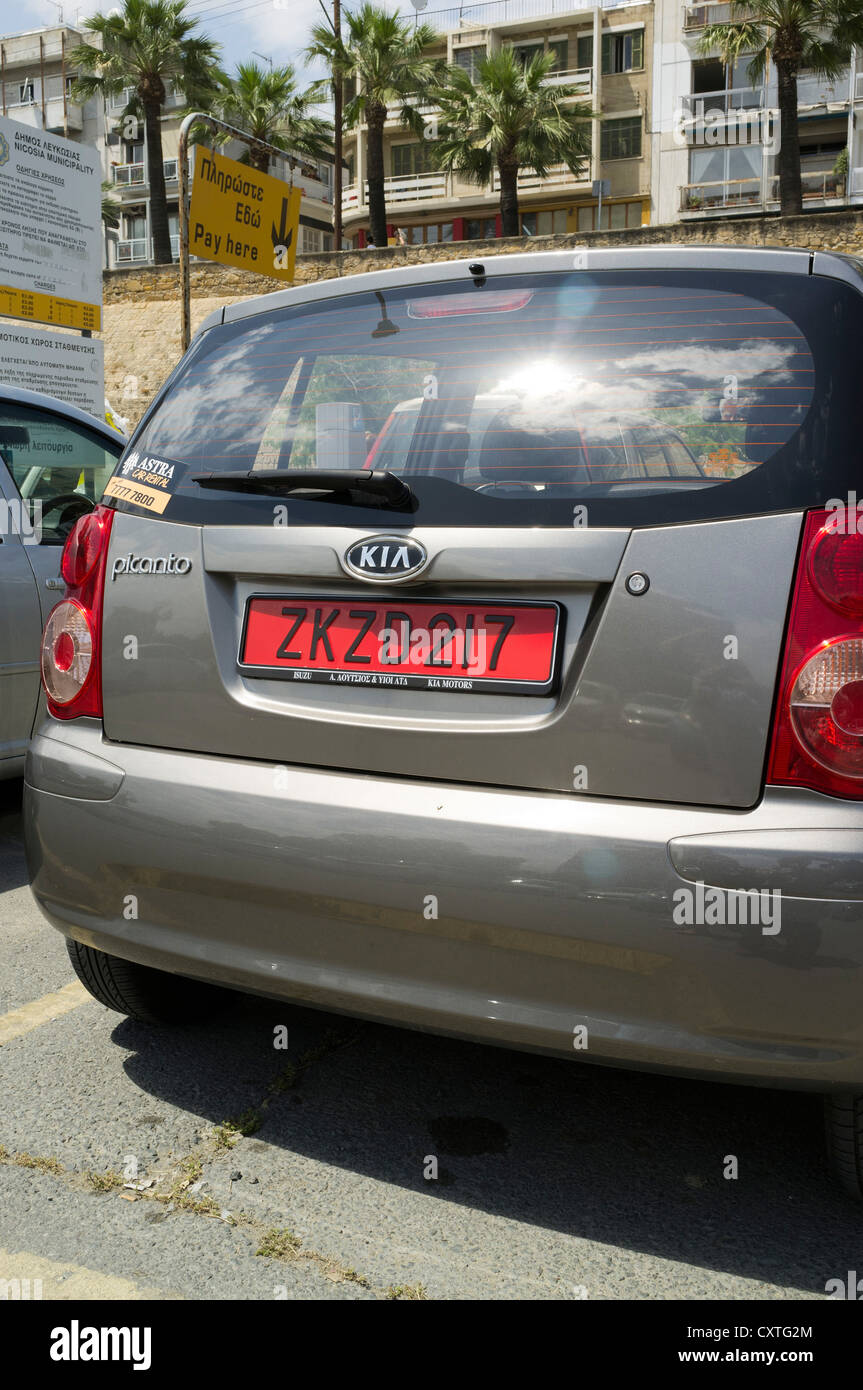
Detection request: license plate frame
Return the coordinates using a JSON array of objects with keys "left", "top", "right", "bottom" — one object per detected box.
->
[{"left": 238, "top": 595, "right": 563, "bottom": 696}]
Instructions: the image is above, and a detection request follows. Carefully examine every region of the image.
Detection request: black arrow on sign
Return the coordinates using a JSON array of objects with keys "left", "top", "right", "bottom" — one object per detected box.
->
[{"left": 271, "top": 197, "right": 293, "bottom": 251}]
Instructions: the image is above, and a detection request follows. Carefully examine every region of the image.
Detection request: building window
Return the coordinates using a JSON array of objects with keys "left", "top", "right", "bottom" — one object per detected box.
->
[
  {"left": 601, "top": 30, "right": 644, "bottom": 75},
  {"left": 398, "top": 222, "right": 454, "bottom": 244},
  {"left": 548, "top": 39, "right": 568, "bottom": 72},
  {"left": 577, "top": 199, "right": 643, "bottom": 231},
  {"left": 466, "top": 217, "right": 498, "bottom": 239},
  {"left": 577, "top": 34, "right": 593, "bottom": 70},
  {"left": 18, "top": 80, "right": 35, "bottom": 103},
  {"left": 522, "top": 209, "right": 568, "bottom": 235},
  {"left": 123, "top": 139, "right": 144, "bottom": 165},
  {"left": 454, "top": 44, "right": 485, "bottom": 81},
  {"left": 391, "top": 142, "right": 434, "bottom": 177},
  {"left": 513, "top": 41, "right": 544, "bottom": 68},
  {"left": 600, "top": 116, "right": 642, "bottom": 161}
]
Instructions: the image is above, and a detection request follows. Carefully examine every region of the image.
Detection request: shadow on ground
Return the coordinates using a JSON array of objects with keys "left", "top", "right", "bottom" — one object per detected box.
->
[{"left": 116, "top": 991, "right": 861, "bottom": 1296}]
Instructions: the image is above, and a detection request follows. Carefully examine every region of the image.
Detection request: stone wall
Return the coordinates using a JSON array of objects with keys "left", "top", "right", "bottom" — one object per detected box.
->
[{"left": 104, "top": 206, "right": 863, "bottom": 429}]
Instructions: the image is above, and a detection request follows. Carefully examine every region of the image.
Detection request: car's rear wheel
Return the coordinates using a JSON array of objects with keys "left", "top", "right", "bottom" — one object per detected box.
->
[
  {"left": 66, "top": 939, "right": 234, "bottom": 1025},
  {"left": 825, "top": 1093, "right": 863, "bottom": 1199}
]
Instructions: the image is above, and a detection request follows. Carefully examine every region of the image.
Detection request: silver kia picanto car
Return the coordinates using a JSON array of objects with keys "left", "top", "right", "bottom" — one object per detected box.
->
[{"left": 23, "top": 247, "right": 863, "bottom": 1196}]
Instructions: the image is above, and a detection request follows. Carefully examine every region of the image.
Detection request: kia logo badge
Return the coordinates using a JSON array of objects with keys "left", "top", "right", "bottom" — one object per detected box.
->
[{"left": 342, "top": 535, "right": 429, "bottom": 583}]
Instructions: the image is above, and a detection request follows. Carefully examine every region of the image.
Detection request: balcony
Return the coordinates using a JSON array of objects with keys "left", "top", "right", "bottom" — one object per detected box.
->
[
  {"left": 111, "top": 158, "right": 182, "bottom": 187},
  {"left": 680, "top": 86, "right": 765, "bottom": 116},
  {"left": 683, "top": 3, "right": 735, "bottom": 29},
  {"left": 343, "top": 170, "right": 447, "bottom": 212},
  {"left": 417, "top": 0, "right": 643, "bottom": 26},
  {"left": 5, "top": 74, "right": 84, "bottom": 131},
  {"left": 492, "top": 163, "right": 588, "bottom": 193},
  {"left": 342, "top": 162, "right": 587, "bottom": 215},
  {"left": 797, "top": 72, "right": 849, "bottom": 106},
  {"left": 542, "top": 67, "right": 592, "bottom": 95},
  {"left": 680, "top": 167, "right": 849, "bottom": 213},
  {"left": 115, "top": 233, "right": 180, "bottom": 264},
  {"left": 107, "top": 85, "right": 184, "bottom": 113}
]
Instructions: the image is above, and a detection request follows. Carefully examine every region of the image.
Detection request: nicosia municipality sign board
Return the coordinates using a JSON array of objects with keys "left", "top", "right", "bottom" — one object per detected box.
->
[
  {"left": 189, "top": 147, "right": 301, "bottom": 282},
  {"left": 0, "top": 114, "right": 102, "bottom": 332}
]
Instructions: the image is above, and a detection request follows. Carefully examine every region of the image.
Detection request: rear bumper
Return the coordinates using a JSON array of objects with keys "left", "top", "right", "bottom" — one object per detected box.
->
[{"left": 24, "top": 717, "right": 863, "bottom": 1089}]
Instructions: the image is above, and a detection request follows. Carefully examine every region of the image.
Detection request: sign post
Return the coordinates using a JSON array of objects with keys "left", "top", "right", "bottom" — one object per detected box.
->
[{"left": 178, "top": 113, "right": 303, "bottom": 351}]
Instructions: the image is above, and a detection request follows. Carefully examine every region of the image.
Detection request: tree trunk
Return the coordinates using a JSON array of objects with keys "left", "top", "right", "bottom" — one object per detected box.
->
[
  {"left": 497, "top": 158, "right": 520, "bottom": 237},
  {"left": 366, "top": 105, "right": 388, "bottom": 248},
  {"left": 775, "top": 58, "right": 802, "bottom": 217},
  {"left": 145, "top": 99, "right": 173, "bottom": 264},
  {"left": 249, "top": 140, "right": 269, "bottom": 174}
]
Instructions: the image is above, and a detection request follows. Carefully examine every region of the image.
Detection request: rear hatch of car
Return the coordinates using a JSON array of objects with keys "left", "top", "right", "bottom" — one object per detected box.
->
[{"left": 96, "top": 250, "right": 863, "bottom": 808}]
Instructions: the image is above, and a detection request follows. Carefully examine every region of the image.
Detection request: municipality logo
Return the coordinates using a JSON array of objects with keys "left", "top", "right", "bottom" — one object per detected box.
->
[{"left": 0, "top": 133, "right": 9, "bottom": 168}]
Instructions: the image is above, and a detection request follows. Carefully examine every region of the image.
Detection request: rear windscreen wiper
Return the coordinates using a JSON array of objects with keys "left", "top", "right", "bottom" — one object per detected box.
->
[{"left": 191, "top": 468, "right": 415, "bottom": 508}]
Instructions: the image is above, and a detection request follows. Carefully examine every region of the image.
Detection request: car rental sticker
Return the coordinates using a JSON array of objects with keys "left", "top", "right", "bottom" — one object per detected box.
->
[{"left": 102, "top": 475, "right": 171, "bottom": 514}]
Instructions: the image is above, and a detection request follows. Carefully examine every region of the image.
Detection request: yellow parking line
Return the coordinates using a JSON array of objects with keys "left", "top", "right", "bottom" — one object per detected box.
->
[
  {"left": 0, "top": 981, "right": 89, "bottom": 1046},
  {"left": 0, "top": 1248, "right": 176, "bottom": 1300}
]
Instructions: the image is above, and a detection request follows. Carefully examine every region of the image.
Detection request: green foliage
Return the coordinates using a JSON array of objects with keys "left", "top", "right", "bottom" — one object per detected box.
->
[
  {"left": 200, "top": 61, "right": 332, "bottom": 169},
  {"left": 307, "top": 3, "right": 444, "bottom": 132},
  {"left": 432, "top": 46, "right": 592, "bottom": 187}
]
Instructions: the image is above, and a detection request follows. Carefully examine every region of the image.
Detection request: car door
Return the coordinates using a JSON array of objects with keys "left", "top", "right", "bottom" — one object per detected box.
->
[
  {"left": 0, "top": 400, "right": 122, "bottom": 763},
  {"left": 0, "top": 439, "right": 44, "bottom": 771}
]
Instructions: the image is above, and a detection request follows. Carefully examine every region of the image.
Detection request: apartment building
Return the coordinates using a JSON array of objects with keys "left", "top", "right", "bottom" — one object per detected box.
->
[
  {"left": 342, "top": 0, "right": 655, "bottom": 246},
  {"left": 652, "top": 0, "right": 863, "bottom": 222},
  {"left": 0, "top": 23, "right": 337, "bottom": 269}
]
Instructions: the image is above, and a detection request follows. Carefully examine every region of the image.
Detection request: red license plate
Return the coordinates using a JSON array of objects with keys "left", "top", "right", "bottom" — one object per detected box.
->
[{"left": 240, "top": 597, "right": 560, "bottom": 695}]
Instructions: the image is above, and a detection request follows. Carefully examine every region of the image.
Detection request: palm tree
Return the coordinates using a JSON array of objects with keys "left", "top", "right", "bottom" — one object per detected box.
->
[
  {"left": 432, "top": 47, "right": 593, "bottom": 238},
  {"left": 71, "top": 0, "right": 220, "bottom": 264},
  {"left": 308, "top": 3, "right": 444, "bottom": 248},
  {"left": 204, "top": 61, "right": 332, "bottom": 174},
  {"left": 101, "top": 180, "right": 121, "bottom": 229},
  {"left": 698, "top": 0, "right": 863, "bottom": 216}
]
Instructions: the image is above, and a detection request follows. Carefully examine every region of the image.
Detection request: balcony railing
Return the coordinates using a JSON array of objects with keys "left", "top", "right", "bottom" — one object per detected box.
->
[
  {"left": 680, "top": 167, "right": 848, "bottom": 212},
  {"left": 797, "top": 72, "right": 848, "bottom": 105},
  {"left": 683, "top": 3, "right": 735, "bottom": 29},
  {"left": 113, "top": 162, "right": 145, "bottom": 186},
  {"left": 112, "top": 158, "right": 182, "bottom": 186},
  {"left": 680, "top": 86, "right": 765, "bottom": 115},
  {"left": 342, "top": 162, "right": 587, "bottom": 213},
  {"left": 115, "top": 233, "right": 180, "bottom": 264},
  {"left": 542, "top": 66, "right": 592, "bottom": 95},
  {"left": 493, "top": 163, "right": 587, "bottom": 192},
  {"left": 416, "top": 0, "right": 641, "bottom": 28},
  {"left": 7, "top": 73, "right": 79, "bottom": 105},
  {"left": 107, "top": 85, "right": 184, "bottom": 112}
]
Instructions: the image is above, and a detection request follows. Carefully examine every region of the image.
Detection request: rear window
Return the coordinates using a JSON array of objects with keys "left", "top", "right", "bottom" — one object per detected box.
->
[{"left": 108, "top": 268, "right": 863, "bottom": 528}]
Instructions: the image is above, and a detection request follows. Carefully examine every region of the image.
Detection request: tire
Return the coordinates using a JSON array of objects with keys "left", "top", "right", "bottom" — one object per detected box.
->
[
  {"left": 66, "top": 938, "right": 234, "bottom": 1026},
  {"left": 825, "top": 1093, "right": 863, "bottom": 1200}
]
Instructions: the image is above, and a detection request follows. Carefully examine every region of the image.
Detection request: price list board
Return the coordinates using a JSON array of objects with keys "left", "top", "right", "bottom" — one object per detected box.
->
[{"left": 0, "top": 283, "right": 101, "bottom": 333}]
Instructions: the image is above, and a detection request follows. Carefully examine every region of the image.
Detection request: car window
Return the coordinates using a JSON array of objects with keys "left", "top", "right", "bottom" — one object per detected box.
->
[
  {"left": 113, "top": 269, "right": 858, "bottom": 530},
  {"left": 0, "top": 402, "right": 122, "bottom": 544}
]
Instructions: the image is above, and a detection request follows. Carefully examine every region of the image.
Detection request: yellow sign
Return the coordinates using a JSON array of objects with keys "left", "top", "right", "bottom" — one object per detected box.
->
[
  {"left": 0, "top": 283, "right": 101, "bottom": 333},
  {"left": 189, "top": 147, "right": 302, "bottom": 282}
]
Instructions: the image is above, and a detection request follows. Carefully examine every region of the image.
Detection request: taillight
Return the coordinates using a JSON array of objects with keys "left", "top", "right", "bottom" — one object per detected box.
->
[
  {"left": 41, "top": 504, "right": 114, "bottom": 720},
  {"left": 767, "top": 508, "right": 863, "bottom": 797}
]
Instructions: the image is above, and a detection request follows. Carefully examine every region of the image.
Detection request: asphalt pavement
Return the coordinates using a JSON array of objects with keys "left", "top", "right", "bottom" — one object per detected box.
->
[{"left": 0, "top": 777, "right": 858, "bottom": 1300}]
